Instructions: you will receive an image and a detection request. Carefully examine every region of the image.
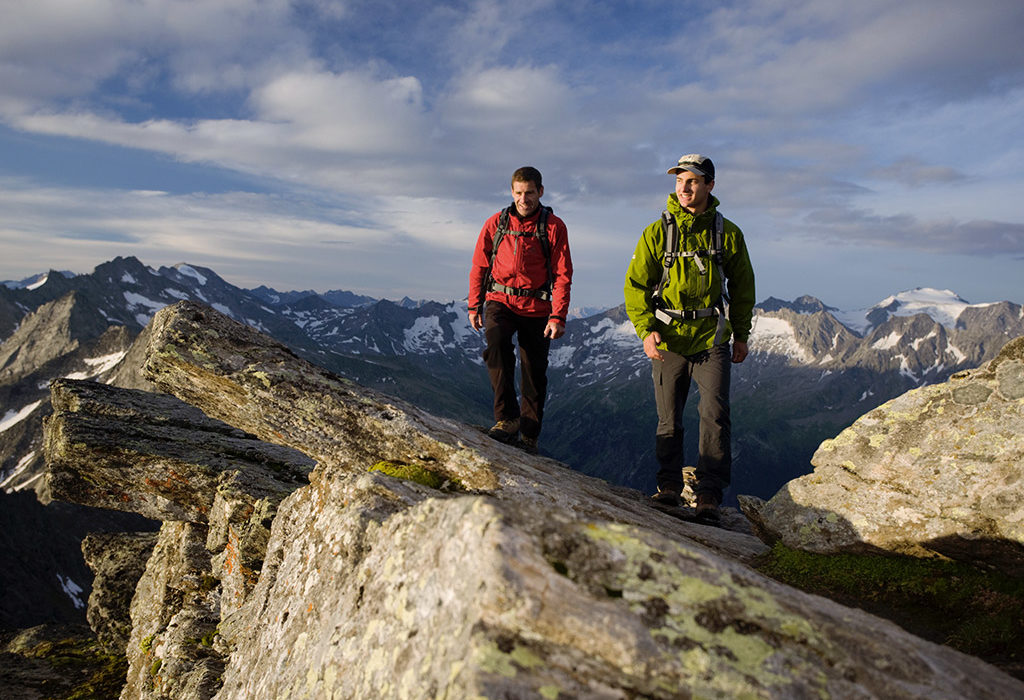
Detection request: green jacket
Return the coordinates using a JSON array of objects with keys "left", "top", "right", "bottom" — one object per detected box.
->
[{"left": 624, "top": 193, "right": 755, "bottom": 356}]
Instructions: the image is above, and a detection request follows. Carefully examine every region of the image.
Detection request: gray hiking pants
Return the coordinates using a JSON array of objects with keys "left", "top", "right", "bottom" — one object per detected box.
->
[{"left": 651, "top": 342, "right": 731, "bottom": 502}]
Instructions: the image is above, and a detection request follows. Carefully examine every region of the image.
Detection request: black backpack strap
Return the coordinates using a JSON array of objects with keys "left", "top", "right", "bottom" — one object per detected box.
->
[
  {"left": 713, "top": 212, "right": 728, "bottom": 304},
  {"left": 651, "top": 210, "right": 678, "bottom": 307},
  {"left": 535, "top": 206, "right": 554, "bottom": 299}
]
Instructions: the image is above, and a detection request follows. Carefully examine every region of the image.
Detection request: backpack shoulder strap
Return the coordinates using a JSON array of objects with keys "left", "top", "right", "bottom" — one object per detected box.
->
[
  {"left": 713, "top": 212, "right": 729, "bottom": 302},
  {"left": 489, "top": 207, "right": 513, "bottom": 266},
  {"left": 652, "top": 210, "right": 678, "bottom": 302},
  {"left": 712, "top": 211, "right": 724, "bottom": 263},
  {"left": 536, "top": 206, "right": 553, "bottom": 292},
  {"left": 485, "top": 206, "right": 512, "bottom": 293}
]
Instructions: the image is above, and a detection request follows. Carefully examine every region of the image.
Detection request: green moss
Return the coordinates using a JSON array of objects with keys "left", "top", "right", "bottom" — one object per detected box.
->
[
  {"left": 66, "top": 653, "right": 129, "bottom": 700},
  {"left": 150, "top": 658, "right": 163, "bottom": 676},
  {"left": 369, "top": 460, "right": 463, "bottom": 491},
  {"left": 756, "top": 543, "right": 1024, "bottom": 671},
  {"left": 140, "top": 634, "right": 155, "bottom": 653},
  {"left": 22, "top": 636, "right": 129, "bottom": 699},
  {"left": 200, "top": 628, "right": 218, "bottom": 648}
]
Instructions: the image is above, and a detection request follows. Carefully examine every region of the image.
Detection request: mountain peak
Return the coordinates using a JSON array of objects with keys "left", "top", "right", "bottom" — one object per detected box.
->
[{"left": 833, "top": 287, "right": 973, "bottom": 334}]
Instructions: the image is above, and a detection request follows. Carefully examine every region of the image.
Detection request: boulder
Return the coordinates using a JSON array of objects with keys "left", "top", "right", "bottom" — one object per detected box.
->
[{"left": 741, "top": 336, "right": 1024, "bottom": 576}]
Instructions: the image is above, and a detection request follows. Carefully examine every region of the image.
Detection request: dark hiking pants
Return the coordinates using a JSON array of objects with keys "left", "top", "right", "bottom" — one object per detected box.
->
[
  {"left": 482, "top": 300, "right": 551, "bottom": 440},
  {"left": 651, "top": 342, "right": 732, "bottom": 502}
]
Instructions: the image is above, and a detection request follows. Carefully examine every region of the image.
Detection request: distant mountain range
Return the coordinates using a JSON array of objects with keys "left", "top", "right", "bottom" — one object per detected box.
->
[{"left": 3, "top": 256, "right": 1023, "bottom": 505}]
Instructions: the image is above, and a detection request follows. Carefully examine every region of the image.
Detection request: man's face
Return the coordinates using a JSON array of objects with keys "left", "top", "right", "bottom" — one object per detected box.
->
[
  {"left": 512, "top": 180, "right": 543, "bottom": 217},
  {"left": 674, "top": 171, "right": 714, "bottom": 214}
]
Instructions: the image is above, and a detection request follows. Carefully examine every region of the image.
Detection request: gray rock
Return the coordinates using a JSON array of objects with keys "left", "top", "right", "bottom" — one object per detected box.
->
[
  {"left": 45, "top": 301, "right": 1024, "bottom": 698},
  {"left": 81, "top": 531, "right": 158, "bottom": 654},
  {"left": 45, "top": 378, "right": 314, "bottom": 524},
  {"left": 741, "top": 336, "right": 1024, "bottom": 576},
  {"left": 122, "top": 521, "right": 223, "bottom": 700}
]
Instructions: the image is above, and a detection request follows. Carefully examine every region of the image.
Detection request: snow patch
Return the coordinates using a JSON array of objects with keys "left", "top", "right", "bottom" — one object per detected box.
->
[
  {"left": 211, "top": 302, "right": 234, "bottom": 318},
  {"left": 57, "top": 574, "right": 85, "bottom": 609},
  {"left": 124, "top": 291, "right": 166, "bottom": 313},
  {"left": 750, "top": 315, "right": 812, "bottom": 363},
  {"left": 946, "top": 343, "right": 967, "bottom": 363},
  {"left": 0, "top": 400, "right": 43, "bottom": 433},
  {"left": 26, "top": 274, "right": 49, "bottom": 291},
  {"left": 121, "top": 272, "right": 137, "bottom": 284},
  {"left": 64, "top": 350, "right": 128, "bottom": 380},
  {"left": 165, "top": 288, "right": 190, "bottom": 301},
  {"left": 176, "top": 265, "right": 208, "bottom": 285},
  {"left": 872, "top": 331, "right": 902, "bottom": 351},
  {"left": 0, "top": 450, "right": 37, "bottom": 490},
  {"left": 912, "top": 330, "right": 938, "bottom": 350},
  {"left": 548, "top": 345, "right": 577, "bottom": 368},
  {"left": 404, "top": 315, "right": 443, "bottom": 351}
]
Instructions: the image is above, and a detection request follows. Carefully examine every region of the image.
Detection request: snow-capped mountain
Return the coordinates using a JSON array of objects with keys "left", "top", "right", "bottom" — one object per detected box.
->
[
  {"left": 1, "top": 270, "right": 76, "bottom": 291},
  {"left": 3, "top": 258, "right": 1022, "bottom": 498}
]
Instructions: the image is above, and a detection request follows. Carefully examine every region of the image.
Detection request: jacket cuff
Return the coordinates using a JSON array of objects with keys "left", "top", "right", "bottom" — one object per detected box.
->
[{"left": 548, "top": 315, "right": 565, "bottom": 323}]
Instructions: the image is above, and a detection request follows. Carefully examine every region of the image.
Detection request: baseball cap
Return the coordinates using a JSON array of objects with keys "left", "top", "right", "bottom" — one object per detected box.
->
[{"left": 667, "top": 154, "right": 715, "bottom": 180}]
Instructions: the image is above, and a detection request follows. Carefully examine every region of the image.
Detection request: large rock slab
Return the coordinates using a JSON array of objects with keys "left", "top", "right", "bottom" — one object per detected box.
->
[
  {"left": 741, "top": 336, "right": 1024, "bottom": 576},
  {"left": 44, "top": 301, "right": 1024, "bottom": 698},
  {"left": 45, "top": 378, "right": 314, "bottom": 524},
  {"left": 141, "top": 301, "right": 764, "bottom": 564},
  {"left": 216, "top": 468, "right": 1024, "bottom": 699}
]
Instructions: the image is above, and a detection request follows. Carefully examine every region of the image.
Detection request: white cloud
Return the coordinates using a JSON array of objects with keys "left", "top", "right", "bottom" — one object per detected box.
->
[{"left": 1, "top": 0, "right": 1023, "bottom": 311}]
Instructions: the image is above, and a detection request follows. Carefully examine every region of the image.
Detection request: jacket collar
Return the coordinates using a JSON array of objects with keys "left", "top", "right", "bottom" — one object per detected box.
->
[
  {"left": 667, "top": 193, "right": 720, "bottom": 223},
  {"left": 509, "top": 203, "right": 543, "bottom": 222}
]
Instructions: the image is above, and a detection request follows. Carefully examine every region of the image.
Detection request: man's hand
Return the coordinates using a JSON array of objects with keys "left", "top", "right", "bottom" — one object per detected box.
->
[
  {"left": 732, "top": 340, "right": 748, "bottom": 363},
  {"left": 469, "top": 311, "right": 483, "bottom": 331},
  {"left": 544, "top": 319, "right": 564, "bottom": 339},
  {"left": 643, "top": 331, "right": 664, "bottom": 361}
]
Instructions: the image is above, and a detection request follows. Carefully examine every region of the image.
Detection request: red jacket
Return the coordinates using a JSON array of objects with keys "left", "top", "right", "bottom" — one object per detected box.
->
[{"left": 469, "top": 205, "right": 573, "bottom": 320}]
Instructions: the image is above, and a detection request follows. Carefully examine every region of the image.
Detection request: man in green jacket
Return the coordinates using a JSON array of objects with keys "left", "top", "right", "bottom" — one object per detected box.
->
[{"left": 624, "top": 154, "right": 755, "bottom": 523}]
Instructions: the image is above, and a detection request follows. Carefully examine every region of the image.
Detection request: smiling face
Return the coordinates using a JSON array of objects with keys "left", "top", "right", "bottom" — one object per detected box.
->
[
  {"left": 511, "top": 179, "right": 543, "bottom": 217},
  {"left": 674, "top": 171, "right": 714, "bottom": 214}
]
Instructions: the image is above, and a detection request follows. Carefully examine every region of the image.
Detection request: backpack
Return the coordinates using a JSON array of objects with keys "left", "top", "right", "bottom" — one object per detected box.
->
[
  {"left": 485, "top": 205, "right": 554, "bottom": 301},
  {"left": 651, "top": 210, "right": 731, "bottom": 345}
]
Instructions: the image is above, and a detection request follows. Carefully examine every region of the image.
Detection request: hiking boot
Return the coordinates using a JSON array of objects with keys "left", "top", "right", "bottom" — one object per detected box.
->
[
  {"left": 694, "top": 493, "right": 721, "bottom": 524},
  {"left": 651, "top": 487, "right": 681, "bottom": 508},
  {"left": 487, "top": 418, "right": 520, "bottom": 443},
  {"left": 520, "top": 435, "right": 538, "bottom": 454}
]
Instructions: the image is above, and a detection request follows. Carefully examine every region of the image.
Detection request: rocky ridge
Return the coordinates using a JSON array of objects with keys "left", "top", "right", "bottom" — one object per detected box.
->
[{"left": 41, "top": 301, "right": 1024, "bottom": 698}]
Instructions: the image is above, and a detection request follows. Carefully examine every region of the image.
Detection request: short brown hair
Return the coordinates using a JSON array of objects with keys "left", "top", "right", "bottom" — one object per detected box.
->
[{"left": 511, "top": 166, "right": 542, "bottom": 189}]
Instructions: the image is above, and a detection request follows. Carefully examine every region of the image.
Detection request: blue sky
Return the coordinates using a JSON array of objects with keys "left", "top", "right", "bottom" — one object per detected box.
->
[{"left": 1, "top": 0, "right": 1022, "bottom": 312}]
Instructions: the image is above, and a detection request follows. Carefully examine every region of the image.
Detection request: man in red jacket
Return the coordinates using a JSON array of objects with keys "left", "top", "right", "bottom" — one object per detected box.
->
[{"left": 468, "top": 166, "right": 573, "bottom": 453}]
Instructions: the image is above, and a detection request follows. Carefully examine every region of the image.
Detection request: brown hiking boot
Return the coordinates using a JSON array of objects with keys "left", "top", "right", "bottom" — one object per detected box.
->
[
  {"left": 651, "top": 487, "right": 681, "bottom": 508},
  {"left": 695, "top": 493, "right": 721, "bottom": 524},
  {"left": 519, "top": 435, "right": 538, "bottom": 454},
  {"left": 487, "top": 418, "right": 520, "bottom": 443}
]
